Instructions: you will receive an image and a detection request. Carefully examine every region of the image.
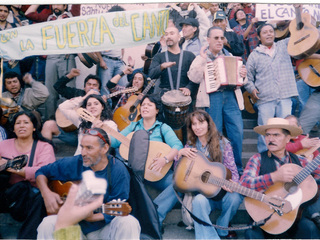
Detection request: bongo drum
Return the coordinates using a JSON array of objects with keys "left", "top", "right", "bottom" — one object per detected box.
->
[{"left": 161, "top": 90, "right": 191, "bottom": 130}]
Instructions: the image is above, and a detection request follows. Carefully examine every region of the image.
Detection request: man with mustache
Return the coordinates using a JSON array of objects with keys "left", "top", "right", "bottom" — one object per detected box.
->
[
  {"left": 240, "top": 117, "right": 320, "bottom": 238},
  {"left": 188, "top": 26, "right": 247, "bottom": 175},
  {"left": 36, "top": 128, "right": 140, "bottom": 240},
  {"left": 0, "top": 71, "right": 49, "bottom": 129},
  {"left": 149, "top": 26, "right": 197, "bottom": 100}
]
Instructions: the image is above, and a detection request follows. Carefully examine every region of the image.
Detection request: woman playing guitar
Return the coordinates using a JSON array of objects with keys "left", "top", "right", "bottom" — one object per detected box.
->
[{"left": 177, "top": 109, "right": 242, "bottom": 239}]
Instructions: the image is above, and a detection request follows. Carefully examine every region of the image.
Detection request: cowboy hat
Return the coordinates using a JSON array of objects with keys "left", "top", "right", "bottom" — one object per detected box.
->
[{"left": 254, "top": 117, "right": 302, "bottom": 137}]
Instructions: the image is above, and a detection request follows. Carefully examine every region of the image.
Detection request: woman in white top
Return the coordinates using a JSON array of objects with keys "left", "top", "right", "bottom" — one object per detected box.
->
[{"left": 59, "top": 89, "right": 117, "bottom": 155}]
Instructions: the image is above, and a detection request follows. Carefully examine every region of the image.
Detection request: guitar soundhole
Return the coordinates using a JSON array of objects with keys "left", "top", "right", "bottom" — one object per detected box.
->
[
  {"left": 201, "top": 171, "right": 210, "bottom": 183},
  {"left": 284, "top": 182, "right": 298, "bottom": 194}
]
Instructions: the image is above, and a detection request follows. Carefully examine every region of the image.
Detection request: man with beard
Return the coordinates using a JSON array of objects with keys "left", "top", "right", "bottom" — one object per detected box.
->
[
  {"left": 188, "top": 26, "right": 247, "bottom": 175},
  {"left": 240, "top": 117, "right": 320, "bottom": 238},
  {"left": 149, "top": 26, "right": 197, "bottom": 99},
  {"left": 36, "top": 128, "right": 141, "bottom": 240},
  {"left": 44, "top": 4, "right": 76, "bottom": 121}
]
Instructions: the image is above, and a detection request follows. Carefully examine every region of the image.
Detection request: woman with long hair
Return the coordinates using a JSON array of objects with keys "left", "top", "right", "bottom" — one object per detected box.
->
[
  {"left": 0, "top": 111, "right": 55, "bottom": 239},
  {"left": 59, "top": 89, "right": 117, "bottom": 155},
  {"left": 178, "top": 109, "right": 242, "bottom": 239}
]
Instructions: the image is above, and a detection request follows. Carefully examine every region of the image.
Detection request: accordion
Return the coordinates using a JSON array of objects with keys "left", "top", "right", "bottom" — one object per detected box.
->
[{"left": 204, "top": 56, "right": 244, "bottom": 93}]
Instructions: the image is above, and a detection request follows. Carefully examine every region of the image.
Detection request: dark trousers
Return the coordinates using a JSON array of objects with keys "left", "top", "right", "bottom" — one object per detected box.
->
[
  {"left": 0, "top": 175, "right": 47, "bottom": 239},
  {"left": 245, "top": 217, "right": 320, "bottom": 239}
]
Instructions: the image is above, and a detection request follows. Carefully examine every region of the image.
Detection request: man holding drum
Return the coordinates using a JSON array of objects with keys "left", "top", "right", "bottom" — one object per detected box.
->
[
  {"left": 188, "top": 26, "right": 247, "bottom": 175},
  {"left": 149, "top": 26, "right": 198, "bottom": 141}
]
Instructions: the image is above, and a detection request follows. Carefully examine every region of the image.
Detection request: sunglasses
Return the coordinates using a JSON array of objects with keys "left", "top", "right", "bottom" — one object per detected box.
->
[
  {"left": 212, "top": 36, "right": 225, "bottom": 40},
  {"left": 83, "top": 129, "right": 109, "bottom": 145}
]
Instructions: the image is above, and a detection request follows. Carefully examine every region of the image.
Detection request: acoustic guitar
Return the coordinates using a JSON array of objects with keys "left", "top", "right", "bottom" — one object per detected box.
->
[
  {"left": 77, "top": 107, "right": 172, "bottom": 182},
  {"left": 244, "top": 153, "right": 320, "bottom": 235},
  {"left": 56, "top": 87, "right": 138, "bottom": 132},
  {"left": 49, "top": 180, "right": 132, "bottom": 216},
  {"left": 1, "top": 105, "right": 20, "bottom": 125},
  {"left": 242, "top": 91, "right": 256, "bottom": 114},
  {"left": 113, "top": 79, "right": 157, "bottom": 131},
  {"left": 78, "top": 52, "right": 100, "bottom": 68},
  {"left": 143, "top": 42, "right": 161, "bottom": 74},
  {"left": 269, "top": 20, "right": 291, "bottom": 40},
  {"left": 0, "top": 155, "right": 28, "bottom": 172},
  {"left": 287, "top": 6, "right": 320, "bottom": 59},
  {"left": 297, "top": 59, "right": 320, "bottom": 87},
  {"left": 294, "top": 142, "right": 320, "bottom": 161},
  {"left": 174, "top": 151, "right": 292, "bottom": 213}
]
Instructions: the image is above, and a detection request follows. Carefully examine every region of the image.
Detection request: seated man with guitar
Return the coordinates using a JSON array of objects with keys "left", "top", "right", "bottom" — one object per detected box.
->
[
  {"left": 240, "top": 117, "right": 320, "bottom": 239},
  {"left": 36, "top": 128, "right": 141, "bottom": 240}
]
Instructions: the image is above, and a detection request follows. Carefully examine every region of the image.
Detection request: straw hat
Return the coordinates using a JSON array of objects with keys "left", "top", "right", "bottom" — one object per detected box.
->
[{"left": 254, "top": 118, "right": 302, "bottom": 137}]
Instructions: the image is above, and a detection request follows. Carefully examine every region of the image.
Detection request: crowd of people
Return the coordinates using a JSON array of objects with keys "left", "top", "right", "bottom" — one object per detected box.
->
[{"left": 1, "top": 2, "right": 320, "bottom": 240}]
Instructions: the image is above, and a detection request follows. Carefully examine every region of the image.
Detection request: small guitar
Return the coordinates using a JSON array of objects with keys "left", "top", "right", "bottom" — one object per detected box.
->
[
  {"left": 143, "top": 42, "right": 161, "bottom": 74},
  {"left": 174, "top": 151, "right": 292, "bottom": 213},
  {"left": 295, "top": 142, "right": 320, "bottom": 161},
  {"left": 243, "top": 91, "right": 257, "bottom": 114},
  {"left": 78, "top": 52, "right": 100, "bottom": 68},
  {"left": 287, "top": 6, "right": 320, "bottom": 59},
  {"left": 297, "top": 59, "right": 320, "bottom": 87},
  {"left": 269, "top": 20, "right": 291, "bottom": 40},
  {"left": 49, "top": 180, "right": 132, "bottom": 216},
  {"left": 1, "top": 105, "right": 20, "bottom": 125},
  {"left": 0, "top": 155, "right": 28, "bottom": 172},
  {"left": 113, "top": 79, "right": 157, "bottom": 131},
  {"left": 56, "top": 87, "right": 138, "bottom": 132},
  {"left": 245, "top": 153, "right": 320, "bottom": 235},
  {"left": 77, "top": 107, "right": 172, "bottom": 182}
]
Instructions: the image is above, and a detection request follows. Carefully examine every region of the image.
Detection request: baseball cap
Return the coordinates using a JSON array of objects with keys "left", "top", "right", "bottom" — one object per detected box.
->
[
  {"left": 179, "top": 18, "right": 199, "bottom": 28},
  {"left": 213, "top": 11, "right": 227, "bottom": 21}
]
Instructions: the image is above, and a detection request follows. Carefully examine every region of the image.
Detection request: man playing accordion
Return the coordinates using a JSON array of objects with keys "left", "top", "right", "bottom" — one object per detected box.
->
[{"left": 188, "top": 26, "right": 247, "bottom": 175}]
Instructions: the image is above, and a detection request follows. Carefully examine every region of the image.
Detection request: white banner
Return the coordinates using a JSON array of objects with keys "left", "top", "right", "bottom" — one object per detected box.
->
[
  {"left": 0, "top": 8, "right": 169, "bottom": 60},
  {"left": 256, "top": 4, "right": 320, "bottom": 21}
]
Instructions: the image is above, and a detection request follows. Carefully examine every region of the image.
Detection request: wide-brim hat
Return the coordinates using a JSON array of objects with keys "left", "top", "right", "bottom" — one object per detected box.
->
[{"left": 254, "top": 118, "right": 302, "bottom": 137}]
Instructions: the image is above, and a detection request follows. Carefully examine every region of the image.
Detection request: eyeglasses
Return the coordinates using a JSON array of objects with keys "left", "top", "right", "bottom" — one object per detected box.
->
[
  {"left": 211, "top": 36, "right": 225, "bottom": 40},
  {"left": 83, "top": 129, "right": 109, "bottom": 144}
]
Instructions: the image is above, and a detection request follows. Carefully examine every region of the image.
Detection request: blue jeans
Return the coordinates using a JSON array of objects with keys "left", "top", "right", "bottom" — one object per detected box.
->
[
  {"left": 97, "top": 56, "right": 127, "bottom": 96},
  {"left": 299, "top": 91, "right": 320, "bottom": 134},
  {"left": 296, "top": 79, "right": 315, "bottom": 116},
  {"left": 145, "top": 170, "right": 179, "bottom": 227},
  {"left": 257, "top": 98, "right": 292, "bottom": 153},
  {"left": 205, "top": 90, "right": 243, "bottom": 171},
  {"left": 192, "top": 192, "right": 243, "bottom": 239}
]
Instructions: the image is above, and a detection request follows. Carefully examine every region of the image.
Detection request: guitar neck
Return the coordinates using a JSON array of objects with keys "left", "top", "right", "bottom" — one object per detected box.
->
[
  {"left": 295, "top": 6, "right": 304, "bottom": 30},
  {"left": 102, "top": 123, "right": 130, "bottom": 147},
  {"left": 105, "top": 88, "right": 136, "bottom": 100},
  {"left": 294, "top": 154, "right": 320, "bottom": 185},
  {"left": 208, "top": 176, "right": 269, "bottom": 203},
  {"left": 132, "top": 79, "right": 157, "bottom": 108}
]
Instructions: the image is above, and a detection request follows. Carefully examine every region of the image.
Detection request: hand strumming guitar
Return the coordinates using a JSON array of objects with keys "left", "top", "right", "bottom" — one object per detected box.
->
[{"left": 270, "top": 164, "right": 296, "bottom": 183}]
